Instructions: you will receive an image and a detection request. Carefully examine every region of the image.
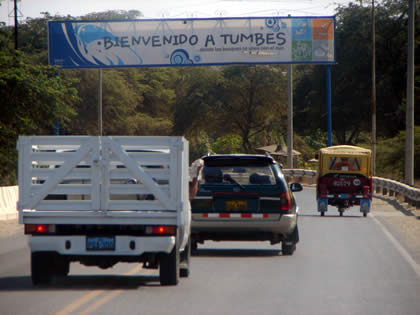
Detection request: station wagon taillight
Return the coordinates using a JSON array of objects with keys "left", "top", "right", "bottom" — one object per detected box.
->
[{"left": 280, "top": 192, "right": 292, "bottom": 212}]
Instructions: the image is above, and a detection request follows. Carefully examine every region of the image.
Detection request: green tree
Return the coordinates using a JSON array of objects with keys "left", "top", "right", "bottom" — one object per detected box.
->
[
  {"left": 214, "top": 65, "right": 288, "bottom": 152},
  {"left": 0, "top": 49, "right": 78, "bottom": 185},
  {"left": 376, "top": 126, "right": 420, "bottom": 180},
  {"left": 212, "top": 134, "right": 242, "bottom": 154},
  {"left": 173, "top": 67, "right": 223, "bottom": 137},
  {"left": 294, "top": 0, "right": 420, "bottom": 143}
]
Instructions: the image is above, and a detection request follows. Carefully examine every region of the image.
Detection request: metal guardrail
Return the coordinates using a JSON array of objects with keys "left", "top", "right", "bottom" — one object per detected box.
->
[
  {"left": 372, "top": 176, "right": 420, "bottom": 209},
  {"left": 283, "top": 169, "right": 317, "bottom": 185},
  {"left": 283, "top": 169, "right": 420, "bottom": 209}
]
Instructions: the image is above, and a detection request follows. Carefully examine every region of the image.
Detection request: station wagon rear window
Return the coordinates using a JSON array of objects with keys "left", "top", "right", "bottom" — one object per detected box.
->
[{"left": 200, "top": 165, "right": 276, "bottom": 185}]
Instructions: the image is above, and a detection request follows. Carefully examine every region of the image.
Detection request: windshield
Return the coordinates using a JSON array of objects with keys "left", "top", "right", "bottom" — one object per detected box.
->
[
  {"left": 328, "top": 157, "right": 361, "bottom": 171},
  {"left": 200, "top": 165, "right": 276, "bottom": 185}
]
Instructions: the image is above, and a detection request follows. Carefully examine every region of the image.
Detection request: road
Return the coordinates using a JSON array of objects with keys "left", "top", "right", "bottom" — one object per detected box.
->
[{"left": 1, "top": 187, "right": 419, "bottom": 315}]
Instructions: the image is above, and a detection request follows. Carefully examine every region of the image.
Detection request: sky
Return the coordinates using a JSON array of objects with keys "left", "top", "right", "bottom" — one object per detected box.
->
[{"left": 0, "top": 0, "right": 355, "bottom": 25}]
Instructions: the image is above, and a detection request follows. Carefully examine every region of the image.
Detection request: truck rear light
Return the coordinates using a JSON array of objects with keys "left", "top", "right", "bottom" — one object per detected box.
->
[
  {"left": 25, "top": 224, "right": 56, "bottom": 234},
  {"left": 145, "top": 225, "right": 176, "bottom": 236},
  {"left": 280, "top": 192, "right": 292, "bottom": 212}
]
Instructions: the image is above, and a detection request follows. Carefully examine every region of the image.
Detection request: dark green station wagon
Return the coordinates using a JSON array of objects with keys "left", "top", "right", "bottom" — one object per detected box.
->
[{"left": 190, "top": 154, "right": 303, "bottom": 255}]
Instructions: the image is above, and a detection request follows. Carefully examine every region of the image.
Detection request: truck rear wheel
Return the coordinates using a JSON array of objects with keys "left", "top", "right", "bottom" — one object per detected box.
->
[
  {"left": 159, "top": 245, "right": 180, "bottom": 286},
  {"left": 31, "top": 252, "right": 53, "bottom": 285},
  {"left": 54, "top": 256, "right": 70, "bottom": 276}
]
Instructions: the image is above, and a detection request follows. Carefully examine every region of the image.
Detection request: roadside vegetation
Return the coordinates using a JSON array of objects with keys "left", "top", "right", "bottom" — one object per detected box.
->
[{"left": 0, "top": 1, "right": 418, "bottom": 186}]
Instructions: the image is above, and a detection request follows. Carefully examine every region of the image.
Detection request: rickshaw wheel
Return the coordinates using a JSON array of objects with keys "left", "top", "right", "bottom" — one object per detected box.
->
[
  {"left": 339, "top": 209, "right": 344, "bottom": 216},
  {"left": 320, "top": 212, "right": 325, "bottom": 217},
  {"left": 363, "top": 212, "right": 367, "bottom": 217}
]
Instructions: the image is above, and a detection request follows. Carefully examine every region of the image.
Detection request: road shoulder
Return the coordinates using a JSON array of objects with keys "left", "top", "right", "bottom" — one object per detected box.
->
[{"left": 372, "top": 195, "right": 420, "bottom": 270}]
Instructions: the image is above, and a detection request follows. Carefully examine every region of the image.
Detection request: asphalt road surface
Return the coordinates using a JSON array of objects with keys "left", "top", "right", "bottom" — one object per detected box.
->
[{"left": 1, "top": 187, "right": 419, "bottom": 315}]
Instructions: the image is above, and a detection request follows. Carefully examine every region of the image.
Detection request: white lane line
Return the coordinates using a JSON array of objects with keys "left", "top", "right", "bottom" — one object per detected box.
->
[{"left": 370, "top": 213, "right": 420, "bottom": 279}]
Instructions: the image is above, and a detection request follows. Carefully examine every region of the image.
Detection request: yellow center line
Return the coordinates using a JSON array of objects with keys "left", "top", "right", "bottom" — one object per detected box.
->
[
  {"left": 55, "top": 290, "right": 106, "bottom": 315},
  {"left": 77, "top": 289, "right": 123, "bottom": 315},
  {"left": 56, "top": 264, "right": 150, "bottom": 315}
]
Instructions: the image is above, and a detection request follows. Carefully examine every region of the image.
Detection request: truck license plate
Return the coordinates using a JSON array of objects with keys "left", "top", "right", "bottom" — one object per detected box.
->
[{"left": 86, "top": 236, "right": 115, "bottom": 251}]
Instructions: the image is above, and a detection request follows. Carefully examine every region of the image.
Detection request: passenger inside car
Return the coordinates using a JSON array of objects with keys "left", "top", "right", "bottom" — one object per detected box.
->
[
  {"left": 249, "top": 173, "right": 272, "bottom": 184},
  {"left": 203, "top": 167, "right": 223, "bottom": 183}
]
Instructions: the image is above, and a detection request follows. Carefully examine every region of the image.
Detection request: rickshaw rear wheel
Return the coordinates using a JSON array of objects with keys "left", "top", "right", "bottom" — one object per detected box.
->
[{"left": 320, "top": 212, "right": 325, "bottom": 217}]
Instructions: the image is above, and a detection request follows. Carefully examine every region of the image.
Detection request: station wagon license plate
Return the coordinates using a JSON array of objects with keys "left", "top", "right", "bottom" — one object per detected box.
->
[
  {"left": 225, "top": 200, "right": 248, "bottom": 211},
  {"left": 86, "top": 236, "right": 115, "bottom": 251}
]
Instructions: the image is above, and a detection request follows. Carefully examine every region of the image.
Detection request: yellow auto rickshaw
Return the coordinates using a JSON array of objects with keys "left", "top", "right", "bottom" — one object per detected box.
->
[{"left": 316, "top": 145, "right": 372, "bottom": 217}]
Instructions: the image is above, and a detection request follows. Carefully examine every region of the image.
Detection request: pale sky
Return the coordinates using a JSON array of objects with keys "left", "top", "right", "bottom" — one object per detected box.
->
[{"left": 0, "top": 0, "right": 354, "bottom": 25}]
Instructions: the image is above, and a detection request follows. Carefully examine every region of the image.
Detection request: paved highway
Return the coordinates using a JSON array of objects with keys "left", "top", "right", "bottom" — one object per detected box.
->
[{"left": 1, "top": 187, "right": 419, "bottom": 315}]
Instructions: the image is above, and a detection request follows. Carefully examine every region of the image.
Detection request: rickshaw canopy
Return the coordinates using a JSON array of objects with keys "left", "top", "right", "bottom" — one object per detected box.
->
[{"left": 318, "top": 145, "right": 372, "bottom": 177}]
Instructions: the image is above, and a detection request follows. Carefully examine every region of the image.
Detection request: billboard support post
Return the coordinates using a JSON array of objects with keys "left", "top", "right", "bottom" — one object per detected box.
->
[
  {"left": 326, "top": 65, "right": 332, "bottom": 146},
  {"left": 98, "top": 69, "right": 103, "bottom": 136}
]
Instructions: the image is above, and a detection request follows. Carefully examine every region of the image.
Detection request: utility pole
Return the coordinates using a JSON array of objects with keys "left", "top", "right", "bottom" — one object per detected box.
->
[
  {"left": 287, "top": 64, "right": 293, "bottom": 168},
  {"left": 371, "top": 0, "right": 376, "bottom": 176},
  {"left": 14, "top": 0, "right": 18, "bottom": 49},
  {"left": 405, "top": 0, "right": 415, "bottom": 186}
]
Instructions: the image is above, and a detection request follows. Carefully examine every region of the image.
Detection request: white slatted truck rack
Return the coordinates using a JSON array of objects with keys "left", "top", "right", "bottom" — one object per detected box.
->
[{"left": 17, "top": 136, "right": 190, "bottom": 286}]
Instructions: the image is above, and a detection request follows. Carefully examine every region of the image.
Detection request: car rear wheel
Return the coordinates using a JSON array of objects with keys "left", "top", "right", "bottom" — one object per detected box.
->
[
  {"left": 282, "top": 226, "right": 298, "bottom": 256},
  {"left": 180, "top": 237, "right": 191, "bottom": 278},
  {"left": 191, "top": 240, "right": 198, "bottom": 255},
  {"left": 282, "top": 241, "right": 296, "bottom": 255}
]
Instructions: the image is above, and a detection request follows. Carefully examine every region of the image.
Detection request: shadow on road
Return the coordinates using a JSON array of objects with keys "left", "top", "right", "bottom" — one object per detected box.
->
[
  {"left": 299, "top": 213, "right": 364, "bottom": 218},
  {"left": 193, "top": 248, "right": 281, "bottom": 257},
  {"left": 374, "top": 195, "right": 415, "bottom": 217},
  {"left": 0, "top": 274, "right": 160, "bottom": 291}
]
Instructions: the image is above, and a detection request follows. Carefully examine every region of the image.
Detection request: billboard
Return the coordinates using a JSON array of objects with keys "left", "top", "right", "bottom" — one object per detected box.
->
[{"left": 48, "top": 17, "right": 335, "bottom": 69}]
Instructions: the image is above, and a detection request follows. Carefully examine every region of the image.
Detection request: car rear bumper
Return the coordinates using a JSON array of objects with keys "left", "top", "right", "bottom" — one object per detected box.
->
[{"left": 191, "top": 213, "right": 297, "bottom": 241}]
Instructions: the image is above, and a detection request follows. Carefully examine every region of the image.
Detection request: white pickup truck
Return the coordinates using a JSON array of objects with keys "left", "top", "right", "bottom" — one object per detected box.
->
[{"left": 17, "top": 136, "right": 191, "bottom": 286}]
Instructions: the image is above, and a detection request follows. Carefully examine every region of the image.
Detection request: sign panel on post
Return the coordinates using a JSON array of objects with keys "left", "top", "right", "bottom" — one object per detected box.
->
[{"left": 48, "top": 17, "right": 335, "bottom": 69}]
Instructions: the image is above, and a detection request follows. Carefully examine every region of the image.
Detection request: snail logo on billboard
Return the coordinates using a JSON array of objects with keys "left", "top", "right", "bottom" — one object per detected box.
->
[{"left": 48, "top": 17, "right": 335, "bottom": 69}]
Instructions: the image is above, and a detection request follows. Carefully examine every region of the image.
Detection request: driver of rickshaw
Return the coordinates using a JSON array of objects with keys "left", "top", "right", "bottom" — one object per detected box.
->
[{"left": 332, "top": 157, "right": 356, "bottom": 171}]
